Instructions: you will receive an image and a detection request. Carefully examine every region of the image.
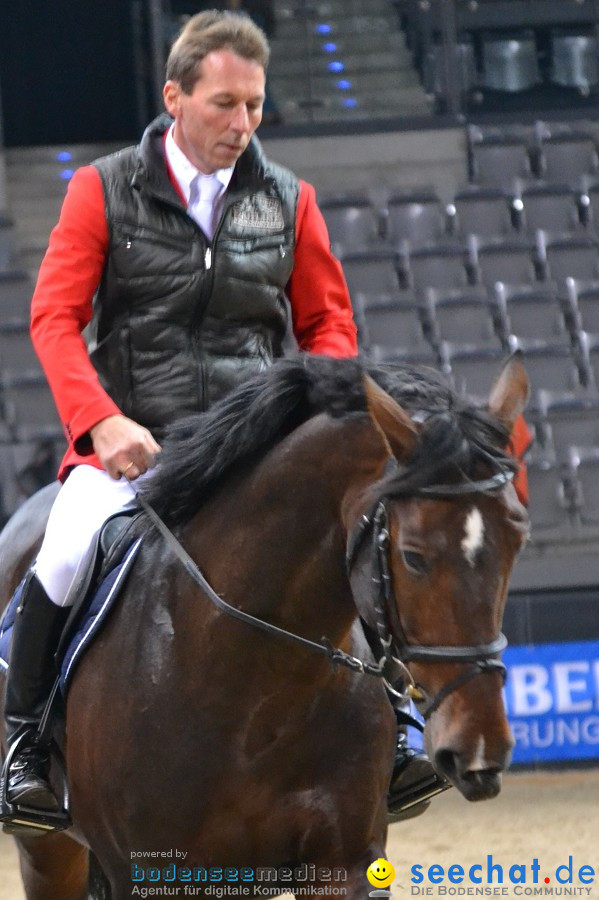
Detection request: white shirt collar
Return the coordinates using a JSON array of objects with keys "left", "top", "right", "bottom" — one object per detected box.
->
[{"left": 164, "top": 123, "right": 234, "bottom": 203}]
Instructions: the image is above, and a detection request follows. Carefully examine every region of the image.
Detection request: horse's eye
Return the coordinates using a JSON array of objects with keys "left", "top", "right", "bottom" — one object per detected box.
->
[{"left": 401, "top": 550, "right": 430, "bottom": 575}]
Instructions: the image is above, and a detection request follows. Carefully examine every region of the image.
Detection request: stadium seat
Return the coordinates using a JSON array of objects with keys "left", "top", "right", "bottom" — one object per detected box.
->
[
  {"left": 2, "top": 373, "right": 63, "bottom": 442},
  {"left": 513, "top": 340, "right": 585, "bottom": 397},
  {"left": 423, "top": 39, "right": 477, "bottom": 100},
  {"left": 526, "top": 457, "right": 576, "bottom": 538},
  {"left": 537, "top": 389, "right": 599, "bottom": 462},
  {"left": 447, "top": 187, "right": 517, "bottom": 241},
  {"left": 568, "top": 446, "right": 599, "bottom": 527},
  {"left": 581, "top": 181, "right": 599, "bottom": 233},
  {"left": 550, "top": 30, "right": 598, "bottom": 93},
  {"left": 471, "top": 239, "right": 537, "bottom": 289},
  {"left": 518, "top": 184, "right": 582, "bottom": 238},
  {"left": 341, "top": 249, "right": 402, "bottom": 298},
  {"left": 319, "top": 195, "right": 381, "bottom": 256},
  {"left": 0, "top": 390, "right": 13, "bottom": 442},
  {"left": 0, "top": 217, "right": 15, "bottom": 272},
  {"left": 540, "top": 235, "right": 599, "bottom": 284},
  {"left": 537, "top": 133, "right": 599, "bottom": 187},
  {"left": 10, "top": 437, "right": 64, "bottom": 504},
  {"left": 0, "top": 271, "right": 34, "bottom": 322},
  {"left": 494, "top": 283, "right": 570, "bottom": 347},
  {"left": 581, "top": 332, "right": 599, "bottom": 387},
  {"left": 564, "top": 277, "right": 599, "bottom": 338},
  {"left": 442, "top": 343, "right": 507, "bottom": 400},
  {"left": 0, "top": 321, "right": 43, "bottom": 377},
  {"left": 403, "top": 244, "right": 469, "bottom": 291},
  {"left": 469, "top": 135, "right": 532, "bottom": 190},
  {"left": 359, "top": 299, "right": 433, "bottom": 360},
  {"left": 384, "top": 190, "right": 446, "bottom": 251},
  {"left": 481, "top": 30, "right": 540, "bottom": 93},
  {"left": 424, "top": 286, "right": 502, "bottom": 348},
  {"left": 354, "top": 287, "right": 419, "bottom": 311},
  {"left": 0, "top": 443, "right": 19, "bottom": 523}
]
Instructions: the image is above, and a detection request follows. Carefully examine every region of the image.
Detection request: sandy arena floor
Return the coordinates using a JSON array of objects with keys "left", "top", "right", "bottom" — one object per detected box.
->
[{"left": 1, "top": 768, "right": 598, "bottom": 899}]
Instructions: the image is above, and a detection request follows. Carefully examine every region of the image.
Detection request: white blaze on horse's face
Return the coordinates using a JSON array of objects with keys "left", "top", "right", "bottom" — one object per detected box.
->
[
  {"left": 469, "top": 734, "right": 488, "bottom": 772},
  {"left": 461, "top": 506, "right": 485, "bottom": 567}
]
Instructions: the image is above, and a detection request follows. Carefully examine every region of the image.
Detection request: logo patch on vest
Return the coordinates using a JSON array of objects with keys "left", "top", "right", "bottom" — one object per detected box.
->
[{"left": 230, "top": 193, "right": 285, "bottom": 231}]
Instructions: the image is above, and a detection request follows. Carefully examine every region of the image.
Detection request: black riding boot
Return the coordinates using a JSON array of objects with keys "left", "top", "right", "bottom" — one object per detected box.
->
[
  {"left": 387, "top": 691, "right": 450, "bottom": 822},
  {"left": 1, "top": 572, "right": 70, "bottom": 832}
]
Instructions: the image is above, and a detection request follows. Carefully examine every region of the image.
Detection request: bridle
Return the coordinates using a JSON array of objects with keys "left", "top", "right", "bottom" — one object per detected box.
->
[
  {"left": 131, "top": 463, "right": 513, "bottom": 722},
  {"left": 345, "top": 466, "right": 513, "bottom": 720}
]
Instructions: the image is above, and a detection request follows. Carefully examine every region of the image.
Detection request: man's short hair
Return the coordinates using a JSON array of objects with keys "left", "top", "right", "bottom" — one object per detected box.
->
[{"left": 166, "top": 10, "right": 270, "bottom": 94}]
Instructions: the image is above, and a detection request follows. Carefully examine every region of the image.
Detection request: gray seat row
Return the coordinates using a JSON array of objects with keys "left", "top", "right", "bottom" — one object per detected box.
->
[{"left": 320, "top": 184, "right": 599, "bottom": 259}]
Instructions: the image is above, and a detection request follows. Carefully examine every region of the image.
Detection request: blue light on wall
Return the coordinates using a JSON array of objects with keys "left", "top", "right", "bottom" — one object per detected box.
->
[
  {"left": 328, "top": 61, "right": 345, "bottom": 73},
  {"left": 343, "top": 98, "right": 358, "bottom": 108},
  {"left": 60, "top": 169, "right": 74, "bottom": 180},
  {"left": 56, "top": 151, "right": 72, "bottom": 162},
  {"left": 337, "top": 79, "right": 352, "bottom": 90},
  {"left": 322, "top": 42, "right": 337, "bottom": 52},
  {"left": 315, "top": 23, "right": 332, "bottom": 34}
]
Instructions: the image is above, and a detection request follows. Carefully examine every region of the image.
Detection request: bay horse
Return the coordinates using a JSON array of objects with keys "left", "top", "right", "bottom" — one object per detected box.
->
[{"left": 0, "top": 354, "right": 529, "bottom": 900}]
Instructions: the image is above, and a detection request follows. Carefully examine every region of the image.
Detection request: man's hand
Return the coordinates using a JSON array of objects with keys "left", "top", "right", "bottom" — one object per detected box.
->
[{"left": 90, "top": 415, "right": 162, "bottom": 480}]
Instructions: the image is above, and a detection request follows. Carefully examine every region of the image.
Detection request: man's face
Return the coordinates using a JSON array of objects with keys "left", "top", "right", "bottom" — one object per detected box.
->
[{"left": 163, "top": 48, "right": 265, "bottom": 174}]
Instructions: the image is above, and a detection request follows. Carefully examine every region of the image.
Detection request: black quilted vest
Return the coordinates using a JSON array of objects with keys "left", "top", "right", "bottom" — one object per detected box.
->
[{"left": 89, "top": 114, "right": 298, "bottom": 440}]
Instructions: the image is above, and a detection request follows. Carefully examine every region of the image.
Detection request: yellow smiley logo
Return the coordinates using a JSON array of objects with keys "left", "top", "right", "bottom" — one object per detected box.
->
[{"left": 366, "top": 858, "right": 395, "bottom": 889}]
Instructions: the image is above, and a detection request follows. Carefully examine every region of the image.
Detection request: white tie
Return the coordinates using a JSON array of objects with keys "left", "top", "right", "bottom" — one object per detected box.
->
[{"left": 188, "top": 175, "right": 223, "bottom": 239}]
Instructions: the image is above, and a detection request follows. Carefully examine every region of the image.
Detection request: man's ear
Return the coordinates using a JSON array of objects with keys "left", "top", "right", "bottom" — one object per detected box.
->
[{"left": 163, "top": 80, "right": 182, "bottom": 117}]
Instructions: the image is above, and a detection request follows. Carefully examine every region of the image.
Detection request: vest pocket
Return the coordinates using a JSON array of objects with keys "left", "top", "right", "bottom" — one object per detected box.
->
[{"left": 218, "top": 231, "right": 293, "bottom": 254}]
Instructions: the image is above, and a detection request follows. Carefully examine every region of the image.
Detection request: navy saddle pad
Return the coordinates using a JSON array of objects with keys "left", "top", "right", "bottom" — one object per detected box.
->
[{"left": 0, "top": 537, "right": 142, "bottom": 695}]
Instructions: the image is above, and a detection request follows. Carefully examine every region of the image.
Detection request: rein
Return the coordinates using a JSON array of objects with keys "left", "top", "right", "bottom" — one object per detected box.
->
[
  {"left": 129, "top": 462, "right": 513, "bottom": 718},
  {"left": 131, "top": 487, "right": 386, "bottom": 679}
]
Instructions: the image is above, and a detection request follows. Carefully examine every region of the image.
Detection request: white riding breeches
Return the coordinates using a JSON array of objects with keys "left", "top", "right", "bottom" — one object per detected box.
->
[{"left": 34, "top": 465, "right": 153, "bottom": 607}]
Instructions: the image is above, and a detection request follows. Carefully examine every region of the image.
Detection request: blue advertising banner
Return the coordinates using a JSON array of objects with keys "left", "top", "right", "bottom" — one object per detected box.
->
[
  {"left": 408, "top": 640, "right": 599, "bottom": 765},
  {"left": 503, "top": 640, "right": 599, "bottom": 765}
]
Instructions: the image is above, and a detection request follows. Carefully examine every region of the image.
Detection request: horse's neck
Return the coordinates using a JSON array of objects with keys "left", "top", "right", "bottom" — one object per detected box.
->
[{"left": 182, "top": 413, "right": 388, "bottom": 648}]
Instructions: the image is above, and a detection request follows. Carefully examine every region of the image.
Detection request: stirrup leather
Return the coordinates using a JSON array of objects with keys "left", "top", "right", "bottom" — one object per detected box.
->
[{"left": 0, "top": 732, "right": 71, "bottom": 835}]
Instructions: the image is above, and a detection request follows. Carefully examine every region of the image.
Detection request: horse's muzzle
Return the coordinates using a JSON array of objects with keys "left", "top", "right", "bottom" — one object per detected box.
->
[{"left": 432, "top": 742, "right": 513, "bottom": 802}]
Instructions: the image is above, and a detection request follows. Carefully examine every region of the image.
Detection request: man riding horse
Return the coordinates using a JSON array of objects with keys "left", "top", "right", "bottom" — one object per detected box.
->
[{"left": 0, "top": 10, "right": 446, "bottom": 834}]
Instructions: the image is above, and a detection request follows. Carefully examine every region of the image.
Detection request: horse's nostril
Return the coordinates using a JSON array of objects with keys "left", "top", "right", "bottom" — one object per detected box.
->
[
  {"left": 463, "top": 766, "right": 502, "bottom": 790},
  {"left": 434, "top": 748, "right": 458, "bottom": 782},
  {"left": 462, "top": 767, "right": 503, "bottom": 800}
]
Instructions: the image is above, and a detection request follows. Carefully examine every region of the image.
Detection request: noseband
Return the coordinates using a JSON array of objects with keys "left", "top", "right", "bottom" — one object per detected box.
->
[{"left": 345, "top": 467, "right": 512, "bottom": 720}]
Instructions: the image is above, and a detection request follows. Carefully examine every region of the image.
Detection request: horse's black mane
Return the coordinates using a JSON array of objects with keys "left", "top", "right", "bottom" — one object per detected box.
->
[{"left": 142, "top": 355, "right": 515, "bottom": 527}]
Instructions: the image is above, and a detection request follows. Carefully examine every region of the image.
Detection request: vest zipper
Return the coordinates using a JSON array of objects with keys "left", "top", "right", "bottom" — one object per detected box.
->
[
  {"left": 195, "top": 239, "right": 217, "bottom": 410},
  {"left": 194, "top": 190, "right": 254, "bottom": 409}
]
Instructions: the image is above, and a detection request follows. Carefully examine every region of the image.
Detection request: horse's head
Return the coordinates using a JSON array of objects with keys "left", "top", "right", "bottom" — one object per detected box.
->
[{"left": 347, "top": 356, "right": 530, "bottom": 802}]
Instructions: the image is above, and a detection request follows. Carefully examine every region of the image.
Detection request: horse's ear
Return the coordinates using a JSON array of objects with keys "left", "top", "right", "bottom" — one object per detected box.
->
[
  {"left": 363, "top": 374, "right": 418, "bottom": 460},
  {"left": 487, "top": 353, "right": 530, "bottom": 432}
]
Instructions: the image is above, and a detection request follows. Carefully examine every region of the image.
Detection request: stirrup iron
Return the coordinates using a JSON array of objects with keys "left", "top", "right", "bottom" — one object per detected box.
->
[
  {"left": 388, "top": 771, "right": 451, "bottom": 821},
  {"left": 0, "top": 731, "right": 71, "bottom": 836}
]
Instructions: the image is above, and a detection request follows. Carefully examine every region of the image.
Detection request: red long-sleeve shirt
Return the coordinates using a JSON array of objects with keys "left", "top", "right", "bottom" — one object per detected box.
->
[{"left": 30, "top": 166, "right": 358, "bottom": 478}]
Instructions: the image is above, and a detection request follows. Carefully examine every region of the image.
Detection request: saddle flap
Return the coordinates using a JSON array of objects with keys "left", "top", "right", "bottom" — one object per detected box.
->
[{"left": 57, "top": 510, "right": 145, "bottom": 660}]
